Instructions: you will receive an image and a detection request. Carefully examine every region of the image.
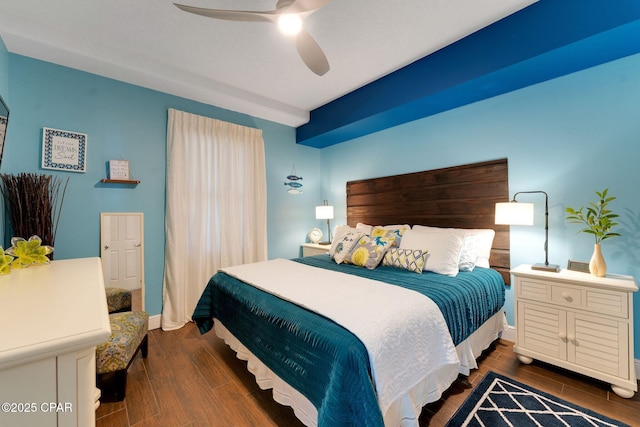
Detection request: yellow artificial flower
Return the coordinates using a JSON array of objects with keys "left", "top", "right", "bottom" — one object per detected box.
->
[
  {"left": 5, "top": 236, "right": 54, "bottom": 268},
  {"left": 0, "top": 246, "right": 14, "bottom": 274}
]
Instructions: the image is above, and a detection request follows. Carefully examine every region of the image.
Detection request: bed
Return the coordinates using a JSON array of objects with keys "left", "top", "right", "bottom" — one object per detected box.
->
[{"left": 192, "top": 159, "right": 511, "bottom": 427}]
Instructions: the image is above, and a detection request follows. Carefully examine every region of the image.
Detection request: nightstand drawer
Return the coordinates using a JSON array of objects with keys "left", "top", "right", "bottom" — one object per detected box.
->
[
  {"left": 550, "top": 285, "right": 581, "bottom": 307},
  {"left": 518, "top": 278, "right": 628, "bottom": 318},
  {"left": 518, "top": 279, "right": 582, "bottom": 306},
  {"left": 585, "top": 288, "right": 628, "bottom": 318},
  {"left": 301, "top": 243, "right": 330, "bottom": 257},
  {"left": 519, "top": 279, "right": 549, "bottom": 301}
]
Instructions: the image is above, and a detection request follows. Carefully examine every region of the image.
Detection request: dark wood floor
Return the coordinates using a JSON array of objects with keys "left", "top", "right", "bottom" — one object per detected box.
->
[{"left": 96, "top": 323, "right": 640, "bottom": 426}]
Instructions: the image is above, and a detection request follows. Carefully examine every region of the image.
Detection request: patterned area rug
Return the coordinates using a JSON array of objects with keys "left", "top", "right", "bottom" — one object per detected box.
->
[{"left": 446, "top": 371, "right": 629, "bottom": 427}]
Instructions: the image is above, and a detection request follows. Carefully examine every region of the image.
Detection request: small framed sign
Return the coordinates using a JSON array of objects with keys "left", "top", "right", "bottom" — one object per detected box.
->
[
  {"left": 567, "top": 259, "right": 590, "bottom": 273},
  {"left": 42, "top": 127, "right": 87, "bottom": 172},
  {"left": 109, "top": 160, "right": 130, "bottom": 180}
]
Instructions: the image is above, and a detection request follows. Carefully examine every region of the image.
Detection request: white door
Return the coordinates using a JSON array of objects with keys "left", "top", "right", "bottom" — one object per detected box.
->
[{"left": 100, "top": 213, "right": 144, "bottom": 293}]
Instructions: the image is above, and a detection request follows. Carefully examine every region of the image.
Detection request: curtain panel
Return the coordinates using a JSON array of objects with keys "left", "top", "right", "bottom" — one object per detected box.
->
[{"left": 162, "top": 109, "right": 267, "bottom": 331}]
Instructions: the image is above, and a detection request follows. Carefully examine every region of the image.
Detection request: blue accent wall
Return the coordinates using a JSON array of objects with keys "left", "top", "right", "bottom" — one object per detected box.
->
[{"left": 297, "top": 0, "right": 640, "bottom": 148}]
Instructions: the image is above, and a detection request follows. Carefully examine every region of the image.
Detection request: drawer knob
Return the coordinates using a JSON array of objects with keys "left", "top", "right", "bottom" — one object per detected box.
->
[
  {"left": 558, "top": 332, "right": 567, "bottom": 340},
  {"left": 562, "top": 292, "right": 572, "bottom": 301},
  {"left": 568, "top": 334, "right": 576, "bottom": 344}
]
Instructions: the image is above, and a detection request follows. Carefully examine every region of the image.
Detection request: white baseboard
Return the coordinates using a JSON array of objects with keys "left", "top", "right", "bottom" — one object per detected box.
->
[
  {"left": 149, "top": 314, "right": 161, "bottom": 330},
  {"left": 502, "top": 324, "right": 640, "bottom": 381},
  {"left": 501, "top": 325, "right": 515, "bottom": 343}
]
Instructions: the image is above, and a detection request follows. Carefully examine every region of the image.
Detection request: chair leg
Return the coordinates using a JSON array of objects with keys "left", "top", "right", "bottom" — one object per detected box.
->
[
  {"left": 141, "top": 335, "right": 148, "bottom": 358},
  {"left": 97, "top": 369, "right": 128, "bottom": 402},
  {"left": 114, "top": 369, "right": 127, "bottom": 401}
]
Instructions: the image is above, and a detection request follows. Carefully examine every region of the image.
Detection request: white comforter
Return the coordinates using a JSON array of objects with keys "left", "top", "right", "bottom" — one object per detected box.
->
[{"left": 221, "top": 259, "right": 460, "bottom": 427}]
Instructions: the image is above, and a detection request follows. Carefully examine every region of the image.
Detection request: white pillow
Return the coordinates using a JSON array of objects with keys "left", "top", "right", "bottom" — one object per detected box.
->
[
  {"left": 411, "top": 225, "right": 494, "bottom": 271},
  {"left": 333, "top": 225, "right": 358, "bottom": 242},
  {"left": 399, "top": 229, "right": 464, "bottom": 276},
  {"left": 461, "top": 229, "right": 495, "bottom": 269},
  {"left": 356, "top": 223, "right": 373, "bottom": 235}
]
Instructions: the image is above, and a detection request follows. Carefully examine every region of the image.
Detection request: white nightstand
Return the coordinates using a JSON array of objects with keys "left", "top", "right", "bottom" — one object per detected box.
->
[
  {"left": 511, "top": 264, "right": 638, "bottom": 398},
  {"left": 301, "top": 243, "right": 331, "bottom": 257}
]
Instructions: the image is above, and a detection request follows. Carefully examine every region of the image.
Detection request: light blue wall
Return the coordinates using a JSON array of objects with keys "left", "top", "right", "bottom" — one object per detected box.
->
[
  {"left": 3, "top": 38, "right": 640, "bottom": 359},
  {"left": 3, "top": 53, "right": 322, "bottom": 317},
  {"left": 321, "top": 53, "right": 640, "bottom": 357}
]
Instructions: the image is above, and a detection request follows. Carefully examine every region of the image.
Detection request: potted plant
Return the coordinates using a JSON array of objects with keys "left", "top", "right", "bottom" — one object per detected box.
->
[{"left": 565, "top": 188, "right": 620, "bottom": 277}]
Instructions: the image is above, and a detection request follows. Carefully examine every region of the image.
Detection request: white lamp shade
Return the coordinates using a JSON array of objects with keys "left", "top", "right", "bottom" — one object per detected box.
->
[
  {"left": 315, "top": 205, "right": 334, "bottom": 220},
  {"left": 495, "top": 202, "right": 534, "bottom": 225}
]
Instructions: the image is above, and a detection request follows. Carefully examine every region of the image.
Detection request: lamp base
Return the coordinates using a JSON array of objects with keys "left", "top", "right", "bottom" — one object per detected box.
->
[{"left": 531, "top": 263, "right": 560, "bottom": 272}]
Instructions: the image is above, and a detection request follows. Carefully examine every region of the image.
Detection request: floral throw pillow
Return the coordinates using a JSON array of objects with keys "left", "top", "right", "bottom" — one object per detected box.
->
[
  {"left": 382, "top": 248, "right": 428, "bottom": 274},
  {"left": 348, "top": 235, "right": 393, "bottom": 269},
  {"left": 371, "top": 226, "right": 409, "bottom": 247},
  {"left": 330, "top": 231, "right": 363, "bottom": 264}
]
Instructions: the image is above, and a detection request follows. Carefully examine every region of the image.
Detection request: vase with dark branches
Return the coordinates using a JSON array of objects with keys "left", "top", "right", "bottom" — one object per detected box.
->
[{"left": 0, "top": 173, "right": 69, "bottom": 258}]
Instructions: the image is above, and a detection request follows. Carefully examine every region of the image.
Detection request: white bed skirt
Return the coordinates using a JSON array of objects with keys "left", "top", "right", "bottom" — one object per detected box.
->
[{"left": 212, "top": 309, "right": 507, "bottom": 427}]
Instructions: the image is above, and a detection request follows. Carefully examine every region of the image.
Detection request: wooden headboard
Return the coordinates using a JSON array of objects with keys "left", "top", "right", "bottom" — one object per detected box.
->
[{"left": 346, "top": 158, "right": 511, "bottom": 284}]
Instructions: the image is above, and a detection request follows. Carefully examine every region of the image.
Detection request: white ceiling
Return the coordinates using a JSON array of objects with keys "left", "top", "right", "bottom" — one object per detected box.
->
[{"left": 0, "top": 0, "right": 536, "bottom": 127}]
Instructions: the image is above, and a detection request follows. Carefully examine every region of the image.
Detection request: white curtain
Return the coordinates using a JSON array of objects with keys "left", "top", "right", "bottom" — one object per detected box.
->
[{"left": 161, "top": 108, "right": 267, "bottom": 331}]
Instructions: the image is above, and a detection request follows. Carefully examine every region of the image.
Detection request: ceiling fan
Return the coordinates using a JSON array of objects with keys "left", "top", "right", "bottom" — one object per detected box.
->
[{"left": 174, "top": 0, "right": 332, "bottom": 76}]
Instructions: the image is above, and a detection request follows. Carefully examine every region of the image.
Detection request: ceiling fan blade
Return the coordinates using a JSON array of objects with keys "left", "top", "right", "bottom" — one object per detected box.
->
[
  {"left": 285, "top": 0, "right": 332, "bottom": 14},
  {"left": 296, "top": 27, "right": 329, "bottom": 76},
  {"left": 275, "top": 0, "right": 296, "bottom": 10},
  {"left": 174, "top": 3, "right": 275, "bottom": 23}
]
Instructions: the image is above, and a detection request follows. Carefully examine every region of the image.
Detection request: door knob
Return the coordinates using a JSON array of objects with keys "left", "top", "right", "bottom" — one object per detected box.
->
[{"left": 104, "top": 244, "right": 109, "bottom": 250}]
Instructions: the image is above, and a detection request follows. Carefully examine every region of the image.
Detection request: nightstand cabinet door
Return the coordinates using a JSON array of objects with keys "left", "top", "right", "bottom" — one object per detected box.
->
[
  {"left": 512, "top": 264, "right": 637, "bottom": 398},
  {"left": 568, "top": 311, "right": 630, "bottom": 379},
  {"left": 517, "top": 301, "right": 567, "bottom": 360}
]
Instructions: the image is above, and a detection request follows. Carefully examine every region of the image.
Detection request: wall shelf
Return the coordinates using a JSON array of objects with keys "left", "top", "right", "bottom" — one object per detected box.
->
[{"left": 100, "top": 179, "right": 140, "bottom": 185}]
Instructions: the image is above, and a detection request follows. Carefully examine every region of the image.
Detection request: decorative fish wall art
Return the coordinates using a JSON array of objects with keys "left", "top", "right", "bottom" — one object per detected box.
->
[{"left": 285, "top": 166, "right": 303, "bottom": 195}]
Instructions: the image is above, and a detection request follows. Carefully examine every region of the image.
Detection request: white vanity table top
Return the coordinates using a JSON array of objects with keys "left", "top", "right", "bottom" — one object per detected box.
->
[{"left": 0, "top": 257, "right": 111, "bottom": 370}]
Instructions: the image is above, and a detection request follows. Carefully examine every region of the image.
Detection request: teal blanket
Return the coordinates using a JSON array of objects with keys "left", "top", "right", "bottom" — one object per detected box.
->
[
  {"left": 192, "top": 256, "right": 505, "bottom": 427},
  {"left": 294, "top": 255, "right": 505, "bottom": 345},
  {"left": 193, "top": 269, "right": 382, "bottom": 426}
]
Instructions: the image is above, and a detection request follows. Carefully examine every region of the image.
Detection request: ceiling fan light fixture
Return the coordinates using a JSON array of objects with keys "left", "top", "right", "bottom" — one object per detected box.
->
[
  {"left": 278, "top": 14, "right": 302, "bottom": 35},
  {"left": 175, "top": 1, "right": 331, "bottom": 75}
]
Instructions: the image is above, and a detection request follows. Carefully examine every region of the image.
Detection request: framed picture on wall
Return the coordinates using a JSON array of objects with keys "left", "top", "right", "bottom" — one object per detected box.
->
[
  {"left": 0, "top": 94, "right": 9, "bottom": 172},
  {"left": 42, "top": 127, "right": 87, "bottom": 173}
]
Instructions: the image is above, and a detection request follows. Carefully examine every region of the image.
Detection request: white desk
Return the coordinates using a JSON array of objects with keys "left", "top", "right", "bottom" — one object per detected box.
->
[{"left": 0, "top": 257, "right": 111, "bottom": 426}]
